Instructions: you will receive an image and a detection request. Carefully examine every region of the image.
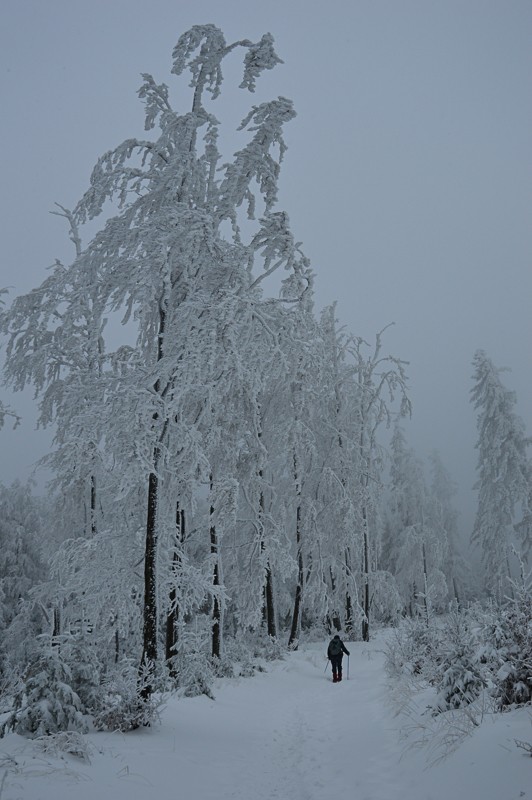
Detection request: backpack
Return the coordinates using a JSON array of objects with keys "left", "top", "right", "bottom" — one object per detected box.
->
[{"left": 329, "top": 638, "right": 342, "bottom": 656}]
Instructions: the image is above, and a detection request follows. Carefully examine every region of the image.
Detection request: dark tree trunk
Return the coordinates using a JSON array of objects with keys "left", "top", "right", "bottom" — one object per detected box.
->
[
  {"left": 328, "top": 568, "right": 342, "bottom": 632},
  {"left": 52, "top": 606, "right": 61, "bottom": 646},
  {"left": 140, "top": 305, "right": 166, "bottom": 698},
  {"left": 166, "top": 503, "right": 185, "bottom": 676},
  {"left": 409, "top": 581, "right": 417, "bottom": 617},
  {"left": 288, "top": 454, "right": 303, "bottom": 649},
  {"left": 90, "top": 473, "right": 97, "bottom": 536},
  {"left": 346, "top": 591, "right": 354, "bottom": 636},
  {"left": 210, "top": 478, "right": 221, "bottom": 659},
  {"left": 361, "top": 522, "right": 370, "bottom": 642},
  {"left": 140, "top": 469, "right": 159, "bottom": 696},
  {"left": 211, "top": 532, "right": 221, "bottom": 659},
  {"left": 258, "top": 473, "right": 276, "bottom": 638},
  {"left": 343, "top": 554, "right": 354, "bottom": 635},
  {"left": 288, "top": 543, "right": 303, "bottom": 649},
  {"left": 264, "top": 565, "right": 276, "bottom": 638}
]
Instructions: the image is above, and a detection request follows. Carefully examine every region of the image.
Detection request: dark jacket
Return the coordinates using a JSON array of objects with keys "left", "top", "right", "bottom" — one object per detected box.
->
[{"left": 327, "top": 636, "right": 350, "bottom": 659}]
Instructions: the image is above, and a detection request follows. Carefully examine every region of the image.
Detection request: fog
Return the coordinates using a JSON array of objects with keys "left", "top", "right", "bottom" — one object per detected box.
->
[{"left": 1, "top": 0, "right": 531, "bottom": 545}]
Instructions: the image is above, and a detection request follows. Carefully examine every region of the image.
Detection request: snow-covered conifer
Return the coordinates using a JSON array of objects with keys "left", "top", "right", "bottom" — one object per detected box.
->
[
  {"left": 471, "top": 350, "right": 530, "bottom": 595},
  {"left": 1, "top": 639, "right": 87, "bottom": 738},
  {"left": 383, "top": 427, "right": 448, "bottom": 619},
  {"left": 0, "top": 482, "right": 46, "bottom": 637},
  {"left": 434, "top": 609, "right": 484, "bottom": 712},
  {"left": 428, "top": 451, "right": 470, "bottom": 605}
]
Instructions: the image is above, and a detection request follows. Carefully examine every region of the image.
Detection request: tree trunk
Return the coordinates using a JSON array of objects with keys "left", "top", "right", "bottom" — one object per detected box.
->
[
  {"left": 52, "top": 605, "right": 61, "bottom": 646},
  {"left": 288, "top": 543, "right": 303, "bottom": 650},
  {"left": 210, "top": 478, "right": 221, "bottom": 659},
  {"left": 422, "top": 541, "right": 430, "bottom": 625},
  {"left": 258, "top": 475, "right": 277, "bottom": 638},
  {"left": 328, "top": 568, "right": 342, "bottom": 632},
  {"left": 361, "top": 525, "right": 370, "bottom": 642},
  {"left": 264, "top": 560, "right": 277, "bottom": 638},
  {"left": 166, "top": 503, "right": 185, "bottom": 676},
  {"left": 140, "top": 468, "right": 159, "bottom": 696},
  {"left": 90, "top": 473, "right": 97, "bottom": 536},
  {"left": 140, "top": 305, "right": 166, "bottom": 697},
  {"left": 288, "top": 454, "right": 303, "bottom": 649},
  {"left": 211, "top": 533, "right": 221, "bottom": 659},
  {"left": 410, "top": 581, "right": 417, "bottom": 617}
]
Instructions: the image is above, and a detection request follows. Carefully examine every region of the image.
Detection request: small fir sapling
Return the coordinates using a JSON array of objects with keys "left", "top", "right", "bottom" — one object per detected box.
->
[
  {"left": 93, "top": 658, "right": 159, "bottom": 731},
  {"left": 493, "top": 573, "right": 532, "bottom": 708},
  {"left": 1, "top": 642, "right": 87, "bottom": 739},
  {"left": 60, "top": 633, "right": 102, "bottom": 714},
  {"left": 173, "top": 630, "right": 216, "bottom": 700},
  {"left": 384, "top": 616, "right": 442, "bottom": 682},
  {"left": 434, "top": 609, "right": 485, "bottom": 713}
]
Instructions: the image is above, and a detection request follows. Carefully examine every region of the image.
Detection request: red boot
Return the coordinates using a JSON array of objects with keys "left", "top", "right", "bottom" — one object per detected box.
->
[
  {"left": 337, "top": 674, "right": 342, "bottom": 682},
  {"left": 332, "top": 674, "right": 338, "bottom": 683}
]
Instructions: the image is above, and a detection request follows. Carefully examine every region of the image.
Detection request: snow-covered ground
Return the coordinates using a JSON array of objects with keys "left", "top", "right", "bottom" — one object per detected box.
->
[{"left": 1, "top": 633, "right": 530, "bottom": 800}]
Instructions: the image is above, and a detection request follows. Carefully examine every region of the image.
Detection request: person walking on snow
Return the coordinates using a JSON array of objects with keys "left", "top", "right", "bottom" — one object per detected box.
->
[{"left": 327, "top": 634, "right": 350, "bottom": 682}]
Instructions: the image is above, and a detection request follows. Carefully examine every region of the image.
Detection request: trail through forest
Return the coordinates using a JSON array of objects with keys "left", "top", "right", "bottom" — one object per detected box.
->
[{"left": 1, "top": 633, "right": 530, "bottom": 800}]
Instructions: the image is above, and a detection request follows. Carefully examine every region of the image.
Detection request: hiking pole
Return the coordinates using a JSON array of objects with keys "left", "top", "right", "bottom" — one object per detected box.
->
[
  {"left": 324, "top": 659, "right": 329, "bottom": 674},
  {"left": 347, "top": 655, "right": 350, "bottom": 680}
]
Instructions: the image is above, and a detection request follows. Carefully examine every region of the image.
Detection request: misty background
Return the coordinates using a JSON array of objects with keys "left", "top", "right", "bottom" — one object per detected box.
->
[{"left": 1, "top": 0, "right": 531, "bottom": 548}]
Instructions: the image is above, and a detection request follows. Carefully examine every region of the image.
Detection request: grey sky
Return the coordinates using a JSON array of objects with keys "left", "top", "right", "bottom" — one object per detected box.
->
[{"left": 1, "top": 0, "right": 531, "bottom": 540}]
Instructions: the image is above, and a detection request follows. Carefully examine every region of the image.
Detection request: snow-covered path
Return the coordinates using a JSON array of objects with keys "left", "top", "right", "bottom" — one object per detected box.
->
[
  {"left": 1, "top": 634, "right": 530, "bottom": 800},
  {"left": 241, "top": 641, "right": 403, "bottom": 800},
  {"left": 192, "top": 638, "right": 404, "bottom": 800},
  {"left": 1, "top": 636, "right": 408, "bottom": 800}
]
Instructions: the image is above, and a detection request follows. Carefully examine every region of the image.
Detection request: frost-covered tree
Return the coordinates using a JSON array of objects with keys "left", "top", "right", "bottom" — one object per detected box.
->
[
  {"left": 0, "top": 291, "right": 20, "bottom": 431},
  {"left": 349, "top": 328, "right": 410, "bottom": 639},
  {"left": 428, "top": 451, "right": 469, "bottom": 605},
  {"left": 1, "top": 23, "right": 428, "bottom": 715},
  {"left": 434, "top": 608, "right": 484, "bottom": 712},
  {"left": 0, "top": 208, "right": 110, "bottom": 542},
  {"left": 1, "top": 639, "right": 87, "bottom": 738},
  {"left": 0, "top": 482, "right": 46, "bottom": 639},
  {"left": 309, "top": 305, "right": 361, "bottom": 634},
  {"left": 383, "top": 427, "right": 448, "bottom": 620},
  {"left": 1, "top": 26, "right": 311, "bottom": 692},
  {"left": 471, "top": 350, "right": 531, "bottom": 595}
]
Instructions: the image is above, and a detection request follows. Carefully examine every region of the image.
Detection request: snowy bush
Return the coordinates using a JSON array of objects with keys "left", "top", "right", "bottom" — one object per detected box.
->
[
  {"left": 224, "top": 631, "right": 285, "bottom": 672},
  {"left": 217, "top": 637, "right": 254, "bottom": 677},
  {"left": 59, "top": 633, "right": 103, "bottom": 713},
  {"left": 492, "top": 578, "right": 532, "bottom": 709},
  {"left": 252, "top": 632, "right": 285, "bottom": 662},
  {"left": 472, "top": 601, "right": 508, "bottom": 672},
  {"left": 0, "top": 643, "right": 87, "bottom": 739},
  {"left": 433, "top": 610, "right": 485, "bottom": 712},
  {"left": 93, "top": 659, "right": 160, "bottom": 731},
  {"left": 212, "top": 652, "right": 236, "bottom": 679},
  {"left": 468, "top": 576, "right": 532, "bottom": 709},
  {"left": 385, "top": 617, "right": 442, "bottom": 682},
  {"left": 34, "top": 731, "right": 94, "bottom": 762},
  {"left": 172, "top": 630, "right": 215, "bottom": 700}
]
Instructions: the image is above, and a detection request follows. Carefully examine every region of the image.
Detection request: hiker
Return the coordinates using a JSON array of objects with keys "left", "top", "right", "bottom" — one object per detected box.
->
[{"left": 327, "top": 634, "right": 350, "bottom": 682}]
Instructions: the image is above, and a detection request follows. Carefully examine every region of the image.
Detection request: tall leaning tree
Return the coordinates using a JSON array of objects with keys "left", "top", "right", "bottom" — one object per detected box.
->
[{"left": 69, "top": 26, "right": 311, "bottom": 689}]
